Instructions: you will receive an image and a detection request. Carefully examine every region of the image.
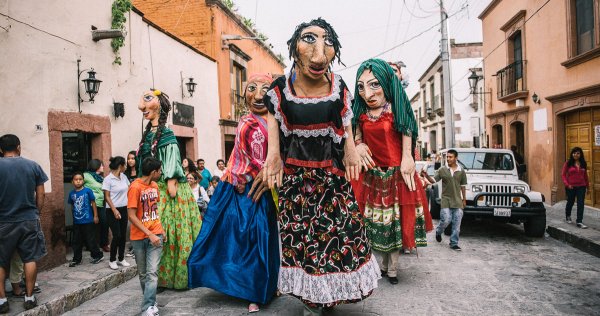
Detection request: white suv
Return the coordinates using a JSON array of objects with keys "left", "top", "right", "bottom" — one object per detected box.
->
[{"left": 429, "top": 148, "right": 546, "bottom": 237}]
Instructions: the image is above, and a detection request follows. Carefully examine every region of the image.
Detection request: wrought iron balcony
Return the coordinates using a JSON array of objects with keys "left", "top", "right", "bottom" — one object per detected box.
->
[{"left": 495, "top": 60, "right": 528, "bottom": 102}]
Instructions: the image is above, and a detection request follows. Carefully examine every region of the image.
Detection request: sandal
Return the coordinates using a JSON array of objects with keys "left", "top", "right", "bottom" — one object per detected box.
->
[{"left": 248, "top": 303, "right": 260, "bottom": 313}]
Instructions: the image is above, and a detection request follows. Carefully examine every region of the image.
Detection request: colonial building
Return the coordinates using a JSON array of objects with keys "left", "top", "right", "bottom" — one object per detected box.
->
[
  {"left": 0, "top": 2, "right": 219, "bottom": 268},
  {"left": 415, "top": 40, "right": 484, "bottom": 156},
  {"left": 410, "top": 92, "right": 424, "bottom": 158},
  {"left": 132, "top": 0, "right": 285, "bottom": 160},
  {"left": 479, "top": 0, "right": 600, "bottom": 205}
]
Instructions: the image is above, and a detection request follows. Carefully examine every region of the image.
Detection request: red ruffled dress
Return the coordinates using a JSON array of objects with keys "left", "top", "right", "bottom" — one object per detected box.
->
[{"left": 357, "top": 112, "right": 433, "bottom": 251}]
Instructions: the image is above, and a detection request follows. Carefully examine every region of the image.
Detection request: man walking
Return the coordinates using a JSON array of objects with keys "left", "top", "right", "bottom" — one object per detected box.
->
[
  {"left": 0, "top": 134, "right": 48, "bottom": 312},
  {"left": 421, "top": 149, "right": 467, "bottom": 251}
]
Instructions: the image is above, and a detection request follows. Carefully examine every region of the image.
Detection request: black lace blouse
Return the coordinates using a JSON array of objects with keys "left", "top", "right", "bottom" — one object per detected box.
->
[{"left": 265, "top": 73, "right": 354, "bottom": 176}]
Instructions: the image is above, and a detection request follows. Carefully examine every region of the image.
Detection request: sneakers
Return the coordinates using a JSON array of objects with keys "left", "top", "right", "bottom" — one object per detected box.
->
[
  {"left": 450, "top": 245, "right": 462, "bottom": 251},
  {"left": 380, "top": 269, "right": 388, "bottom": 277},
  {"left": 436, "top": 233, "right": 442, "bottom": 242},
  {"left": 566, "top": 217, "right": 573, "bottom": 224},
  {"left": 108, "top": 261, "right": 119, "bottom": 270},
  {"left": 388, "top": 276, "right": 399, "bottom": 284},
  {"left": 248, "top": 303, "right": 260, "bottom": 313},
  {"left": 143, "top": 304, "right": 160, "bottom": 316},
  {"left": 577, "top": 223, "right": 588, "bottom": 229},
  {"left": 126, "top": 249, "right": 135, "bottom": 257},
  {"left": 90, "top": 256, "right": 104, "bottom": 264},
  {"left": 23, "top": 296, "right": 37, "bottom": 310},
  {"left": 118, "top": 259, "right": 131, "bottom": 267},
  {"left": 0, "top": 300, "right": 9, "bottom": 313},
  {"left": 68, "top": 260, "right": 81, "bottom": 267}
]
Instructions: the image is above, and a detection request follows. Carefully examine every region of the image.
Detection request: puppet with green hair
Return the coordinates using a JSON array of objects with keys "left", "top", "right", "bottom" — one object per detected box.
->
[{"left": 351, "top": 58, "right": 433, "bottom": 284}]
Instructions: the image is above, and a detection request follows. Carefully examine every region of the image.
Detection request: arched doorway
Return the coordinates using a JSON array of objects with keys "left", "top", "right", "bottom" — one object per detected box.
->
[{"left": 492, "top": 124, "right": 503, "bottom": 148}]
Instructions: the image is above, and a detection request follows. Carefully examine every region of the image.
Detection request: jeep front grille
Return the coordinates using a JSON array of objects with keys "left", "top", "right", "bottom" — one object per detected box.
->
[{"left": 485, "top": 185, "right": 513, "bottom": 207}]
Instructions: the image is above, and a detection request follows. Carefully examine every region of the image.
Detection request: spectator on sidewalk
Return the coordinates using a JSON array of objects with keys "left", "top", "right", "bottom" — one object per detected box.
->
[
  {"left": 0, "top": 134, "right": 48, "bottom": 312},
  {"left": 561, "top": 147, "right": 589, "bottom": 229},
  {"left": 125, "top": 151, "right": 138, "bottom": 183},
  {"left": 85, "top": 159, "right": 109, "bottom": 252},
  {"left": 102, "top": 156, "right": 131, "bottom": 270},
  {"left": 421, "top": 149, "right": 467, "bottom": 251},
  {"left": 212, "top": 159, "right": 226, "bottom": 179},
  {"left": 196, "top": 158, "right": 212, "bottom": 190},
  {"left": 206, "top": 176, "right": 220, "bottom": 199},
  {"left": 128, "top": 157, "right": 164, "bottom": 316},
  {"left": 68, "top": 172, "right": 104, "bottom": 267}
]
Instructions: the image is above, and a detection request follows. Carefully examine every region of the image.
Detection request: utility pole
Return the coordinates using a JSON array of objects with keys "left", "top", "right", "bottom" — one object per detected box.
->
[{"left": 440, "top": 0, "right": 455, "bottom": 148}]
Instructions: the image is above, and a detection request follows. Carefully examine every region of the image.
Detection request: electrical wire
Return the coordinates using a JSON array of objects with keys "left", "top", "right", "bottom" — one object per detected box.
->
[
  {"left": 0, "top": 11, "right": 78, "bottom": 46},
  {"left": 333, "top": 4, "right": 469, "bottom": 72},
  {"left": 417, "top": 0, "right": 439, "bottom": 14},
  {"left": 441, "top": 0, "right": 552, "bottom": 97},
  {"left": 403, "top": 0, "right": 437, "bottom": 19}
]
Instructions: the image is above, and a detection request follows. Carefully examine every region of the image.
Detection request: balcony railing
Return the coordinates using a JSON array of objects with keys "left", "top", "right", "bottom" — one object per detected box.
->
[
  {"left": 231, "top": 89, "right": 247, "bottom": 121},
  {"left": 496, "top": 60, "right": 527, "bottom": 100}
]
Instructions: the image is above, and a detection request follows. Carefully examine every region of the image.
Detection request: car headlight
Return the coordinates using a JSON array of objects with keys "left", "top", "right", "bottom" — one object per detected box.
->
[
  {"left": 514, "top": 185, "right": 526, "bottom": 193},
  {"left": 472, "top": 185, "right": 483, "bottom": 192}
]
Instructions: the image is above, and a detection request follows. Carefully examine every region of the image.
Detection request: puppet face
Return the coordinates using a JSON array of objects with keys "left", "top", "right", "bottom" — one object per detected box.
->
[
  {"left": 357, "top": 70, "right": 387, "bottom": 109},
  {"left": 294, "top": 26, "right": 335, "bottom": 80},
  {"left": 245, "top": 79, "right": 271, "bottom": 116},
  {"left": 138, "top": 91, "right": 160, "bottom": 122}
]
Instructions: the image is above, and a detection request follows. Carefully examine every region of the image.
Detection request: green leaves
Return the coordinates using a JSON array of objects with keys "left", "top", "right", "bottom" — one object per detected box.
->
[{"left": 111, "top": 0, "right": 132, "bottom": 65}]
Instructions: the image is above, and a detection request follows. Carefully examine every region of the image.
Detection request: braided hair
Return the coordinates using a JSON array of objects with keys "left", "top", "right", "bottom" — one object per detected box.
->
[
  {"left": 137, "top": 89, "right": 171, "bottom": 157},
  {"left": 287, "top": 17, "right": 345, "bottom": 76}
]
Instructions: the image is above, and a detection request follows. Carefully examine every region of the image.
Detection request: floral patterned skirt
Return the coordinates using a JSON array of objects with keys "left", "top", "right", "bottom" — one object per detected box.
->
[
  {"left": 277, "top": 167, "right": 380, "bottom": 307},
  {"left": 360, "top": 167, "right": 432, "bottom": 251},
  {"left": 157, "top": 181, "right": 202, "bottom": 289}
]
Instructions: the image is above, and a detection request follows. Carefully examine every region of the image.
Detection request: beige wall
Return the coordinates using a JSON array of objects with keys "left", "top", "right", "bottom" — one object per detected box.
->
[
  {"left": 0, "top": 1, "right": 219, "bottom": 268},
  {"left": 480, "top": 0, "right": 600, "bottom": 202}
]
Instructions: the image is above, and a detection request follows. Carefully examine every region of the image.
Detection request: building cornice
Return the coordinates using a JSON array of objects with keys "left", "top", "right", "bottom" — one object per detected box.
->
[
  {"left": 546, "top": 83, "right": 600, "bottom": 103},
  {"left": 486, "top": 105, "right": 530, "bottom": 118},
  {"left": 418, "top": 56, "right": 441, "bottom": 83},
  {"left": 478, "top": 0, "right": 501, "bottom": 20},
  {"left": 500, "top": 10, "right": 526, "bottom": 32},
  {"left": 206, "top": 0, "right": 286, "bottom": 68}
]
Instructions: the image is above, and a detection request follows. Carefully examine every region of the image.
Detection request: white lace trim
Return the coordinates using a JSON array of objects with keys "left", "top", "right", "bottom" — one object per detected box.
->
[
  {"left": 342, "top": 91, "right": 354, "bottom": 127},
  {"left": 278, "top": 257, "right": 381, "bottom": 304},
  {"left": 267, "top": 78, "right": 351, "bottom": 144},
  {"left": 282, "top": 73, "right": 342, "bottom": 104}
]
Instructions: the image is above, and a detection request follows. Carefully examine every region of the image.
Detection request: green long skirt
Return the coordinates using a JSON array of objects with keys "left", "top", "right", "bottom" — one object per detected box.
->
[{"left": 157, "top": 181, "right": 202, "bottom": 289}]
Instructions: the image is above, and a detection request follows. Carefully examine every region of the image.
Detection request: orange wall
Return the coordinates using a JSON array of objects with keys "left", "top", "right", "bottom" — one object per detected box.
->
[
  {"left": 481, "top": 0, "right": 600, "bottom": 200},
  {"left": 132, "top": 0, "right": 285, "bottom": 120}
]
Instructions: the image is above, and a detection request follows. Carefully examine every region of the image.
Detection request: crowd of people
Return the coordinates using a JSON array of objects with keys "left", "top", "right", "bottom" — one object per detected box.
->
[{"left": 3, "top": 16, "right": 584, "bottom": 316}]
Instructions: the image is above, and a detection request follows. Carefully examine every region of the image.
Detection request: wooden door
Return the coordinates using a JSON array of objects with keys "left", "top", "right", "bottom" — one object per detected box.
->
[{"left": 566, "top": 123, "right": 593, "bottom": 205}]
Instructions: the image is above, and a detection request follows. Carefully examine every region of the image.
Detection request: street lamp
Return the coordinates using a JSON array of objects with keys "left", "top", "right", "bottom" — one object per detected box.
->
[
  {"left": 185, "top": 78, "right": 197, "bottom": 97},
  {"left": 77, "top": 59, "right": 102, "bottom": 113},
  {"left": 468, "top": 70, "right": 491, "bottom": 95}
]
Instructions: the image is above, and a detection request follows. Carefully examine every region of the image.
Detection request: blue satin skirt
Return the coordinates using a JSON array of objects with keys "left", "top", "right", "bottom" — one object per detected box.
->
[{"left": 187, "top": 180, "right": 280, "bottom": 304}]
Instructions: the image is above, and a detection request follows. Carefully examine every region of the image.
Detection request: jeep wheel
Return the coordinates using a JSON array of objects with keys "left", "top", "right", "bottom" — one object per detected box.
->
[
  {"left": 429, "top": 195, "right": 441, "bottom": 219},
  {"left": 524, "top": 213, "right": 546, "bottom": 237}
]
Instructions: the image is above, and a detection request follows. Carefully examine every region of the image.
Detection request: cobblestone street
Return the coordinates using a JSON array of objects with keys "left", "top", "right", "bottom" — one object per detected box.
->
[{"left": 67, "top": 218, "right": 600, "bottom": 316}]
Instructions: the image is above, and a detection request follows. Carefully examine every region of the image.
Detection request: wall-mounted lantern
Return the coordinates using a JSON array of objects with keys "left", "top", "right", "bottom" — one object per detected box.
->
[
  {"left": 113, "top": 102, "right": 125, "bottom": 119},
  {"left": 77, "top": 59, "right": 102, "bottom": 113}
]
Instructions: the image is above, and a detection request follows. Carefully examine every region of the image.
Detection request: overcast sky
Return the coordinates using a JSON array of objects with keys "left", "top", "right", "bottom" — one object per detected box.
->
[{"left": 233, "top": 0, "right": 492, "bottom": 97}]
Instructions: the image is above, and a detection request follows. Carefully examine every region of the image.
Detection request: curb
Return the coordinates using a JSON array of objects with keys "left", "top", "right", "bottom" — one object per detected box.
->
[
  {"left": 546, "top": 225, "right": 600, "bottom": 258},
  {"left": 20, "top": 266, "right": 137, "bottom": 316}
]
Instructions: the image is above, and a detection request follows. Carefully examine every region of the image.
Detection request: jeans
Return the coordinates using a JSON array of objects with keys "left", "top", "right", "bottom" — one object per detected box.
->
[
  {"left": 106, "top": 206, "right": 128, "bottom": 262},
  {"left": 436, "top": 208, "right": 463, "bottom": 247},
  {"left": 131, "top": 236, "right": 163, "bottom": 312},
  {"left": 97, "top": 207, "right": 109, "bottom": 247},
  {"left": 565, "top": 186, "right": 586, "bottom": 224},
  {"left": 73, "top": 223, "right": 103, "bottom": 262}
]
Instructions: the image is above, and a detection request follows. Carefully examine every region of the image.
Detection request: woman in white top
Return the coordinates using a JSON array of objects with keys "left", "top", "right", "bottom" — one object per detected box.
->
[
  {"left": 102, "top": 156, "right": 131, "bottom": 270},
  {"left": 187, "top": 172, "right": 210, "bottom": 214},
  {"left": 212, "top": 159, "right": 226, "bottom": 179}
]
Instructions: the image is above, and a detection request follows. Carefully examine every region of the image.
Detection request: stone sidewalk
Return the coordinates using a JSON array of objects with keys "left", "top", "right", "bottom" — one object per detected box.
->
[
  {"left": 545, "top": 200, "right": 600, "bottom": 258},
  {"left": 3, "top": 200, "right": 599, "bottom": 315}
]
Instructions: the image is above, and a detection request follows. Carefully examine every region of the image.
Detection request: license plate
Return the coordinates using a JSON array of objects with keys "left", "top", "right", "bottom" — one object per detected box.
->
[{"left": 493, "top": 208, "right": 511, "bottom": 217}]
